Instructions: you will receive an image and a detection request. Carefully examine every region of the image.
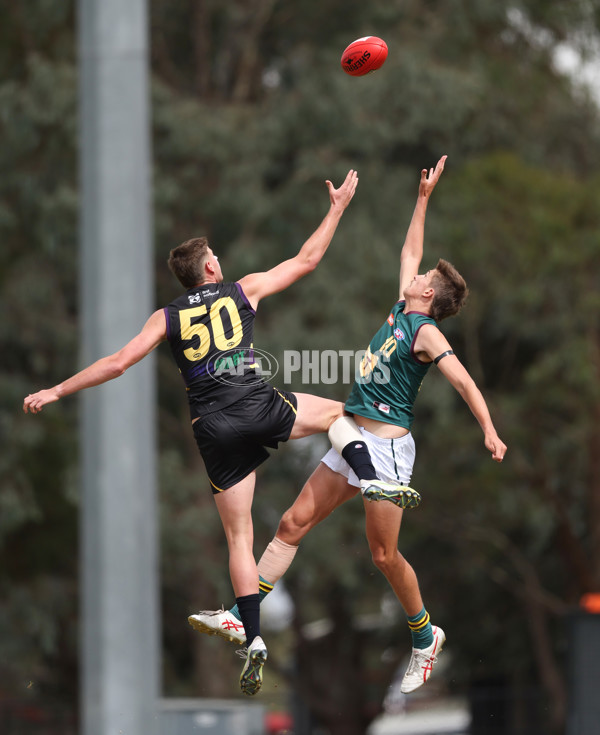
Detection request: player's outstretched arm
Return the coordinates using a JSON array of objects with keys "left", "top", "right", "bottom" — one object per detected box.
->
[
  {"left": 437, "top": 357, "right": 507, "bottom": 462},
  {"left": 238, "top": 169, "right": 358, "bottom": 309},
  {"left": 416, "top": 324, "right": 507, "bottom": 463},
  {"left": 398, "top": 155, "right": 447, "bottom": 300},
  {"left": 23, "top": 309, "right": 167, "bottom": 414}
]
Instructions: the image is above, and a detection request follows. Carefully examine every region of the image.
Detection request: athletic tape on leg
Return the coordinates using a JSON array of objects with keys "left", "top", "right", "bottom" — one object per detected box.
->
[
  {"left": 257, "top": 536, "right": 298, "bottom": 585},
  {"left": 328, "top": 415, "right": 363, "bottom": 454}
]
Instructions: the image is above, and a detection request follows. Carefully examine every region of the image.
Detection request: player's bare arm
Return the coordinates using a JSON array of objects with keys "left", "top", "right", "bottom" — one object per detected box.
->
[
  {"left": 398, "top": 155, "right": 447, "bottom": 300},
  {"left": 414, "top": 323, "right": 507, "bottom": 463},
  {"left": 238, "top": 169, "right": 358, "bottom": 309},
  {"left": 23, "top": 309, "right": 167, "bottom": 414}
]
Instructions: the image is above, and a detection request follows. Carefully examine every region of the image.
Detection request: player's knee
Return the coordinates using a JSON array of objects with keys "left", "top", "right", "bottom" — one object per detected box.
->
[
  {"left": 277, "top": 509, "right": 309, "bottom": 545},
  {"left": 225, "top": 528, "right": 254, "bottom": 551},
  {"left": 370, "top": 544, "right": 400, "bottom": 574}
]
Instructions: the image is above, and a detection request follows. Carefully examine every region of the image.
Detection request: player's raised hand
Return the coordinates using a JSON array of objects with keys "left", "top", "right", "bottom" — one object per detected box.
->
[
  {"left": 485, "top": 431, "right": 507, "bottom": 463},
  {"left": 419, "top": 155, "right": 447, "bottom": 199},
  {"left": 326, "top": 169, "right": 359, "bottom": 212},
  {"left": 23, "top": 388, "right": 60, "bottom": 414}
]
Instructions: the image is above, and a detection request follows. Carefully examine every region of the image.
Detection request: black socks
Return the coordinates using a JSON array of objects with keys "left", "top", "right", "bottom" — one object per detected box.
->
[{"left": 236, "top": 593, "right": 260, "bottom": 644}]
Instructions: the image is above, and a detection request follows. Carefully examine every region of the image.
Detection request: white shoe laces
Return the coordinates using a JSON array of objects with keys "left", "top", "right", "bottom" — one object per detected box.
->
[
  {"left": 197, "top": 606, "right": 226, "bottom": 616},
  {"left": 406, "top": 648, "right": 438, "bottom": 675}
]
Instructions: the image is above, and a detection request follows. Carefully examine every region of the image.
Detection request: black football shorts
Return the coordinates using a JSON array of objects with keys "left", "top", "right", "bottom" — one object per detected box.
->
[{"left": 192, "top": 383, "right": 298, "bottom": 493}]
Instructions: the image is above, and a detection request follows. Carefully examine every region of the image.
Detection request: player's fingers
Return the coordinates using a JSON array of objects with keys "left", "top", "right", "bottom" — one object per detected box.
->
[
  {"left": 27, "top": 396, "right": 41, "bottom": 413},
  {"left": 432, "top": 158, "right": 446, "bottom": 180},
  {"left": 339, "top": 169, "right": 353, "bottom": 187}
]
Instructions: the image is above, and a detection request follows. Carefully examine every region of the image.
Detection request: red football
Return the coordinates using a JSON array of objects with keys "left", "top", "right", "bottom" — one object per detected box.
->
[{"left": 341, "top": 36, "right": 388, "bottom": 77}]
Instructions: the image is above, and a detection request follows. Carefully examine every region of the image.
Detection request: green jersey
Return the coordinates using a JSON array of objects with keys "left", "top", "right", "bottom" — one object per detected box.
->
[{"left": 345, "top": 301, "right": 436, "bottom": 430}]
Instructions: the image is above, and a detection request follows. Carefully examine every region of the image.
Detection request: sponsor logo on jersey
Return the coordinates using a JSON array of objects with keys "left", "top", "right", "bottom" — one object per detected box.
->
[
  {"left": 394, "top": 328, "right": 405, "bottom": 340},
  {"left": 187, "top": 289, "right": 219, "bottom": 304},
  {"left": 373, "top": 401, "right": 391, "bottom": 414},
  {"left": 387, "top": 313, "right": 394, "bottom": 325}
]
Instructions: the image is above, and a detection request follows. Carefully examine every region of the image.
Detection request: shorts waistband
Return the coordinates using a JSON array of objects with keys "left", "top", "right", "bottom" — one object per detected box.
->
[{"left": 359, "top": 427, "right": 412, "bottom": 446}]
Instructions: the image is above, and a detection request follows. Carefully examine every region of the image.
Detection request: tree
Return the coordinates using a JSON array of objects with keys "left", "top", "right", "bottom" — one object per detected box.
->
[
  {"left": 410, "top": 153, "right": 600, "bottom": 734},
  {"left": 0, "top": 6, "right": 79, "bottom": 712}
]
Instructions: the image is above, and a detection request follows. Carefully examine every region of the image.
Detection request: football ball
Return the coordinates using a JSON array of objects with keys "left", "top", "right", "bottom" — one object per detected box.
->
[{"left": 341, "top": 36, "right": 388, "bottom": 77}]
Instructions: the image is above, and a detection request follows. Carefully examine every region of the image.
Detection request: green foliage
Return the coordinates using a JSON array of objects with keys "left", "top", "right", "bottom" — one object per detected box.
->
[
  {"left": 0, "top": 7, "right": 79, "bottom": 712},
  {"left": 406, "top": 152, "right": 600, "bottom": 728}
]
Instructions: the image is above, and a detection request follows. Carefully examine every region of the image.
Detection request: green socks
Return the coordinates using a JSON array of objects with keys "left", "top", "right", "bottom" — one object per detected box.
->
[
  {"left": 229, "top": 576, "right": 274, "bottom": 621},
  {"left": 407, "top": 606, "right": 434, "bottom": 649}
]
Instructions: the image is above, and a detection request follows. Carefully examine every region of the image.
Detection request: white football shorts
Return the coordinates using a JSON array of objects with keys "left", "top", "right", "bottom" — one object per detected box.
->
[{"left": 321, "top": 426, "right": 416, "bottom": 488}]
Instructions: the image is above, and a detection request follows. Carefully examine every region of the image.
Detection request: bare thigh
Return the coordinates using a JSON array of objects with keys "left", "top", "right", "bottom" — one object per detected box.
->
[
  {"left": 363, "top": 496, "right": 404, "bottom": 554},
  {"left": 212, "top": 472, "right": 258, "bottom": 597},
  {"left": 277, "top": 462, "right": 358, "bottom": 545},
  {"left": 213, "top": 472, "right": 256, "bottom": 543},
  {"left": 288, "top": 393, "right": 344, "bottom": 439}
]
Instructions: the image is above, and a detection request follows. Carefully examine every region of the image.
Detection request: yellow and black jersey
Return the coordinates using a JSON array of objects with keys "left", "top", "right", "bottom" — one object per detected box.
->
[{"left": 163, "top": 281, "right": 262, "bottom": 420}]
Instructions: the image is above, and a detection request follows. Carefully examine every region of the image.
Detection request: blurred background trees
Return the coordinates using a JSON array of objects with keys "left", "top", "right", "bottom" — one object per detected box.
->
[{"left": 1, "top": 1, "right": 599, "bottom": 733}]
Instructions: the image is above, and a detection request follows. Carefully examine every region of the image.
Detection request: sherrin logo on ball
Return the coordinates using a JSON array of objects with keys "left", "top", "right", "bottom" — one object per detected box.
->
[{"left": 341, "top": 36, "right": 388, "bottom": 76}]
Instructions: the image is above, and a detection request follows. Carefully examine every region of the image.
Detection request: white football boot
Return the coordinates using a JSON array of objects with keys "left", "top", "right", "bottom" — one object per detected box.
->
[
  {"left": 400, "top": 625, "right": 446, "bottom": 693},
  {"left": 239, "top": 636, "right": 268, "bottom": 696},
  {"left": 188, "top": 608, "right": 246, "bottom": 645}
]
